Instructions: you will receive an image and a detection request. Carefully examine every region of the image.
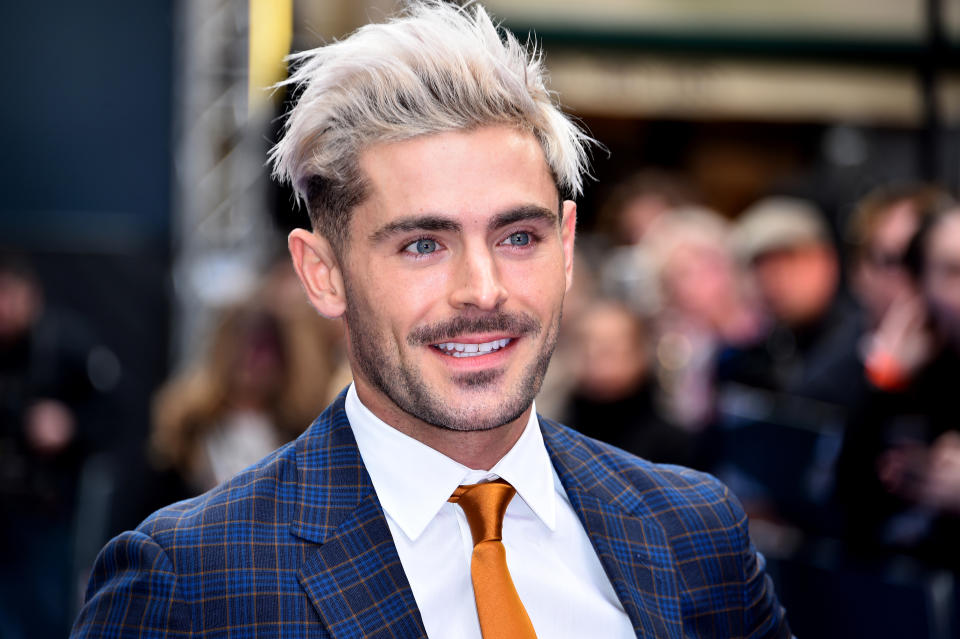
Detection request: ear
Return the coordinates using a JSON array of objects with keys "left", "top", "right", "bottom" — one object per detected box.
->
[
  {"left": 288, "top": 228, "right": 347, "bottom": 318},
  {"left": 561, "top": 200, "right": 577, "bottom": 292}
]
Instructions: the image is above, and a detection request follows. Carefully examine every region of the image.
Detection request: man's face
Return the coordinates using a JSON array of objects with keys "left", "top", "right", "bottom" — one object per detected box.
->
[
  {"left": 339, "top": 125, "right": 575, "bottom": 433},
  {"left": 752, "top": 242, "right": 838, "bottom": 327},
  {"left": 575, "top": 304, "right": 647, "bottom": 402},
  {"left": 853, "top": 200, "right": 920, "bottom": 322}
]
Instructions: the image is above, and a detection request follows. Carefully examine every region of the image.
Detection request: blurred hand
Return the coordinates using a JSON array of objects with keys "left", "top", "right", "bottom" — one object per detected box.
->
[
  {"left": 878, "top": 432, "right": 960, "bottom": 515},
  {"left": 919, "top": 431, "right": 960, "bottom": 513},
  {"left": 866, "top": 292, "right": 933, "bottom": 388},
  {"left": 25, "top": 399, "right": 76, "bottom": 455},
  {"left": 877, "top": 441, "right": 928, "bottom": 499}
]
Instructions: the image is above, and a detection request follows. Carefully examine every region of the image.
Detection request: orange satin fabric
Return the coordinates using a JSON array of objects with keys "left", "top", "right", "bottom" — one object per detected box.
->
[{"left": 449, "top": 480, "right": 538, "bottom": 639}]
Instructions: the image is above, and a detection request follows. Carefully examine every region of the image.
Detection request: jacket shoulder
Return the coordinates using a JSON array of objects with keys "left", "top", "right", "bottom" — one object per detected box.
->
[
  {"left": 540, "top": 416, "right": 735, "bottom": 522},
  {"left": 541, "top": 417, "right": 793, "bottom": 637},
  {"left": 136, "top": 439, "right": 300, "bottom": 550}
]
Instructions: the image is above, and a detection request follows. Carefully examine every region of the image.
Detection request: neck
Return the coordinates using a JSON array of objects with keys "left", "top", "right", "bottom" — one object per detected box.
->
[{"left": 353, "top": 380, "right": 530, "bottom": 470}]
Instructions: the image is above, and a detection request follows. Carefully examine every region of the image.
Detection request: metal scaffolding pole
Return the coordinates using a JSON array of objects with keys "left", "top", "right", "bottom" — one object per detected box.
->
[
  {"left": 919, "top": 0, "right": 944, "bottom": 183},
  {"left": 170, "top": 0, "right": 278, "bottom": 367}
]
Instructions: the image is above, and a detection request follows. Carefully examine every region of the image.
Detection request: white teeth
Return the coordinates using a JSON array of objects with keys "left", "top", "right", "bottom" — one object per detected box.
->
[{"left": 434, "top": 338, "right": 512, "bottom": 357}]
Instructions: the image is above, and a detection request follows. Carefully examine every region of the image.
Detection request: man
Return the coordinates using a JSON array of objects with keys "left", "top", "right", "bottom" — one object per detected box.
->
[
  {"left": 722, "top": 196, "right": 863, "bottom": 408},
  {"left": 0, "top": 253, "right": 115, "bottom": 639},
  {"left": 845, "top": 184, "right": 950, "bottom": 389},
  {"left": 711, "top": 197, "right": 862, "bottom": 535},
  {"left": 838, "top": 203, "right": 960, "bottom": 569},
  {"left": 72, "top": 3, "right": 790, "bottom": 637}
]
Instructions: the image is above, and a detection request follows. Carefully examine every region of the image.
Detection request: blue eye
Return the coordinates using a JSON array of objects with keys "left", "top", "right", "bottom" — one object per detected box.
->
[
  {"left": 405, "top": 238, "right": 438, "bottom": 255},
  {"left": 505, "top": 232, "right": 530, "bottom": 246}
]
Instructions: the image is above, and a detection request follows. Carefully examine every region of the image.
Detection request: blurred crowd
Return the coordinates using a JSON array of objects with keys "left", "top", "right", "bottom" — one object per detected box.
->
[
  {"left": 0, "top": 254, "right": 117, "bottom": 637},
  {"left": 3, "top": 171, "right": 960, "bottom": 636},
  {"left": 545, "top": 174, "right": 960, "bottom": 581},
  {"left": 150, "top": 259, "right": 348, "bottom": 495},
  {"left": 0, "top": 253, "right": 349, "bottom": 638}
]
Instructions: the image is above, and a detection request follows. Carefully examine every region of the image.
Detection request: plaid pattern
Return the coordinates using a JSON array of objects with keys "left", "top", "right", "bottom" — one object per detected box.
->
[
  {"left": 72, "top": 392, "right": 790, "bottom": 638},
  {"left": 541, "top": 415, "right": 791, "bottom": 638}
]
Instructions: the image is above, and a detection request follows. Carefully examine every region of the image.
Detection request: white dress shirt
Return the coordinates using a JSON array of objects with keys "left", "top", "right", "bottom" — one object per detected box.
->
[{"left": 345, "top": 384, "right": 635, "bottom": 639}]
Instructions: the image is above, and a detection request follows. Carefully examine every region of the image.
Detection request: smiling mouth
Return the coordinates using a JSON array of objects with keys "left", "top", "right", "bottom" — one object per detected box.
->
[{"left": 432, "top": 338, "right": 512, "bottom": 358}]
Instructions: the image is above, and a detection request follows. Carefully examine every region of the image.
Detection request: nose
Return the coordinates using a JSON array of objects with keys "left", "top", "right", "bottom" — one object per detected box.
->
[{"left": 448, "top": 243, "right": 508, "bottom": 311}]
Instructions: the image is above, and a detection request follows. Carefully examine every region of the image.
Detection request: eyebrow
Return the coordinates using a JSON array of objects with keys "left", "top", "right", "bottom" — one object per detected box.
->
[
  {"left": 368, "top": 216, "right": 461, "bottom": 243},
  {"left": 368, "top": 204, "right": 558, "bottom": 244},
  {"left": 487, "top": 205, "right": 558, "bottom": 232}
]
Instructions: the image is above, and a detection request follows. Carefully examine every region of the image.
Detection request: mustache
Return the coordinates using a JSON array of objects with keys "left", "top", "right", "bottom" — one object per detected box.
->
[{"left": 407, "top": 312, "right": 541, "bottom": 346}]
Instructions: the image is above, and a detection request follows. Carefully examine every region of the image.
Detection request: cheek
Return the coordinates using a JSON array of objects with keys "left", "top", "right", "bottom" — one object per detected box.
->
[
  {"left": 510, "top": 252, "right": 568, "bottom": 296},
  {"left": 395, "top": 268, "right": 456, "bottom": 319},
  {"left": 928, "top": 276, "right": 960, "bottom": 316},
  {"left": 512, "top": 272, "right": 566, "bottom": 316},
  {"left": 352, "top": 260, "right": 446, "bottom": 322}
]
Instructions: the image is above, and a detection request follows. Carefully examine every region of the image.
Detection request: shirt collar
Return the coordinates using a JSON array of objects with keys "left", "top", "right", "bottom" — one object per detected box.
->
[{"left": 345, "top": 383, "right": 557, "bottom": 541}]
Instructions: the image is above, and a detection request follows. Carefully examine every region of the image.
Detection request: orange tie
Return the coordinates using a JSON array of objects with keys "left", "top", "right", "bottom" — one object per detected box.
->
[{"left": 449, "top": 480, "right": 538, "bottom": 639}]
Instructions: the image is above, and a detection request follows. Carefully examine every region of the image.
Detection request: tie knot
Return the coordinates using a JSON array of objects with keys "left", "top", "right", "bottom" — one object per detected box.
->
[{"left": 449, "top": 479, "right": 516, "bottom": 545}]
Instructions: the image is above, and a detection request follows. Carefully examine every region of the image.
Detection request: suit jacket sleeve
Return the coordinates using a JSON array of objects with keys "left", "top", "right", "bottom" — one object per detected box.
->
[
  {"left": 726, "top": 486, "right": 792, "bottom": 639},
  {"left": 71, "top": 530, "right": 193, "bottom": 638}
]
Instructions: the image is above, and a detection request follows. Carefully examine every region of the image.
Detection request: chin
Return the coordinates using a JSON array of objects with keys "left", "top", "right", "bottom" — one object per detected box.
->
[
  {"left": 429, "top": 404, "right": 530, "bottom": 433},
  {"left": 414, "top": 380, "right": 534, "bottom": 433},
  {"left": 449, "top": 368, "right": 505, "bottom": 390}
]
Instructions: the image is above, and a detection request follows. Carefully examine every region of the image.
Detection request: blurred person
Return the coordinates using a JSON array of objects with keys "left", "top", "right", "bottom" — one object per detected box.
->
[
  {"left": 644, "top": 207, "right": 764, "bottom": 430},
  {"left": 707, "top": 197, "right": 864, "bottom": 540},
  {"left": 837, "top": 204, "right": 960, "bottom": 569},
  {"left": 597, "top": 170, "right": 697, "bottom": 316},
  {"left": 845, "top": 184, "right": 954, "bottom": 391},
  {"left": 0, "top": 252, "right": 116, "bottom": 639},
  {"left": 534, "top": 246, "right": 598, "bottom": 419},
  {"left": 847, "top": 184, "right": 951, "bottom": 329},
  {"left": 151, "top": 294, "right": 339, "bottom": 493},
  {"left": 720, "top": 196, "right": 864, "bottom": 408},
  {"left": 73, "top": 4, "right": 790, "bottom": 638},
  {"left": 564, "top": 299, "right": 693, "bottom": 465},
  {"left": 261, "top": 255, "right": 354, "bottom": 392},
  {"left": 596, "top": 169, "right": 697, "bottom": 246}
]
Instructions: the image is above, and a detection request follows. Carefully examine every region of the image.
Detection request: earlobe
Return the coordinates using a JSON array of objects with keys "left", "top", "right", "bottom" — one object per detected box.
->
[
  {"left": 288, "top": 228, "right": 347, "bottom": 318},
  {"left": 561, "top": 200, "right": 577, "bottom": 291}
]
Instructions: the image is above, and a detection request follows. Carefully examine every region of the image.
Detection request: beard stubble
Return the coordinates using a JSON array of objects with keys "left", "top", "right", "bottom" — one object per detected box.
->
[{"left": 343, "top": 279, "right": 560, "bottom": 432}]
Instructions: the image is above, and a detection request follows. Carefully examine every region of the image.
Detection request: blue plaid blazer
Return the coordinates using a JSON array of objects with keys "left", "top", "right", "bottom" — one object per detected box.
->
[{"left": 72, "top": 392, "right": 790, "bottom": 638}]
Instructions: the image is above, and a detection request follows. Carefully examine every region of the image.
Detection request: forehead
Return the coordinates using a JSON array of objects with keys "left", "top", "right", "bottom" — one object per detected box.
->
[
  {"left": 871, "top": 200, "right": 919, "bottom": 247},
  {"left": 929, "top": 214, "right": 960, "bottom": 256},
  {"left": 354, "top": 125, "right": 558, "bottom": 226}
]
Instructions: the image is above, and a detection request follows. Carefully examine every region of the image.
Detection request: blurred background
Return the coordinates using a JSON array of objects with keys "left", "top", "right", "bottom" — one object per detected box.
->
[{"left": 1, "top": 0, "right": 959, "bottom": 637}]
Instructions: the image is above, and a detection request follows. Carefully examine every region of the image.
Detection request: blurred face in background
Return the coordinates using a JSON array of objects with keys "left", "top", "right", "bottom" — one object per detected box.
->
[
  {"left": 231, "top": 313, "right": 286, "bottom": 404},
  {"left": 618, "top": 195, "right": 671, "bottom": 245},
  {"left": 752, "top": 242, "right": 838, "bottom": 327},
  {"left": 0, "top": 272, "right": 41, "bottom": 343},
  {"left": 924, "top": 211, "right": 960, "bottom": 347},
  {"left": 574, "top": 303, "right": 648, "bottom": 402},
  {"left": 662, "top": 241, "right": 738, "bottom": 326},
  {"left": 853, "top": 199, "right": 922, "bottom": 323}
]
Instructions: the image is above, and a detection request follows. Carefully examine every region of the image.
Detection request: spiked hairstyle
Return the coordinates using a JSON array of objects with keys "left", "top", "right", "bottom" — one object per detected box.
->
[{"left": 269, "top": 1, "right": 592, "bottom": 252}]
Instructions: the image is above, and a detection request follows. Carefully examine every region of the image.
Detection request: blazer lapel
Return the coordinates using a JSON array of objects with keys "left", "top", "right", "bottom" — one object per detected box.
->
[
  {"left": 542, "top": 417, "right": 683, "bottom": 639},
  {"left": 289, "top": 394, "right": 427, "bottom": 639}
]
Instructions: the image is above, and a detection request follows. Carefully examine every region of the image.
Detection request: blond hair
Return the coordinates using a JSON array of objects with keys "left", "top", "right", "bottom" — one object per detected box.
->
[{"left": 270, "top": 1, "right": 592, "bottom": 251}]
